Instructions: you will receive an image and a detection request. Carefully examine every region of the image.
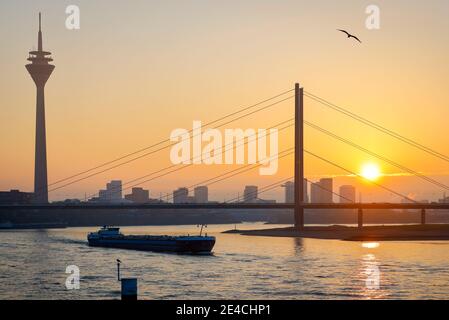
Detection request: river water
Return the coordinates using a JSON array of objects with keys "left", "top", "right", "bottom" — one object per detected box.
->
[{"left": 0, "top": 223, "right": 448, "bottom": 300}]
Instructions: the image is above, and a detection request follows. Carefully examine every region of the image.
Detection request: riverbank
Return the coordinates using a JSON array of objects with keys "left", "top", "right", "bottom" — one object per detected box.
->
[{"left": 223, "top": 224, "right": 449, "bottom": 241}]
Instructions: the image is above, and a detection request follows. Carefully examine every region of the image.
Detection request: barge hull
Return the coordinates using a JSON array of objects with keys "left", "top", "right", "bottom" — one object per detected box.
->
[{"left": 88, "top": 239, "right": 215, "bottom": 253}]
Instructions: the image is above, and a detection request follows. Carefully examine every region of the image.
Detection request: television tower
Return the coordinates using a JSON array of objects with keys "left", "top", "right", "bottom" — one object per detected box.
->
[{"left": 26, "top": 13, "right": 55, "bottom": 203}]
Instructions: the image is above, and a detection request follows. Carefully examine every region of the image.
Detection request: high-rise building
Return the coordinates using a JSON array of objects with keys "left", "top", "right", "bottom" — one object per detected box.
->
[
  {"left": 243, "top": 186, "right": 258, "bottom": 203},
  {"left": 303, "top": 179, "right": 309, "bottom": 203},
  {"left": 310, "top": 178, "right": 333, "bottom": 203},
  {"left": 26, "top": 13, "right": 54, "bottom": 203},
  {"left": 310, "top": 182, "right": 322, "bottom": 203},
  {"left": 106, "top": 180, "right": 122, "bottom": 201},
  {"left": 282, "top": 180, "right": 308, "bottom": 204},
  {"left": 173, "top": 187, "right": 189, "bottom": 204},
  {"left": 124, "top": 187, "right": 150, "bottom": 203},
  {"left": 282, "top": 181, "right": 295, "bottom": 203},
  {"left": 194, "top": 186, "right": 208, "bottom": 203},
  {"left": 94, "top": 180, "right": 123, "bottom": 202},
  {"left": 319, "top": 178, "right": 333, "bottom": 203},
  {"left": 339, "top": 185, "right": 356, "bottom": 203}
]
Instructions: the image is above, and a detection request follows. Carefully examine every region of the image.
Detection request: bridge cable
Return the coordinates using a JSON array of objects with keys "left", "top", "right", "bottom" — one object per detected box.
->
[
  {"left": 162, "top": 150, "right": 295, "bottom": 203},
  {"left": 305, "top": 120, "right": 449, "bottom": 192},
  {"left": 225, "top": 176, "right": 354, "bottom": 204},
  {"left": 46, "top": 88, "right": 294, "bottom": 188},
  {"left": 85, "top": 120, "right": 295, "bottom": 199},
  {"left": 304, "top": 149, "right": 418, "bottom": 203},
  {"left": 107, "top": 144, "right": 294, "bottom": 200},
  {"left": 304, "top": 91, "right": 449, "bottom": 163},
  {"left": 225, "top": 177, "right": 293, "bottom": 203},
  {"left": 44, "top": 94, "right": 294, "bottom": 196}
]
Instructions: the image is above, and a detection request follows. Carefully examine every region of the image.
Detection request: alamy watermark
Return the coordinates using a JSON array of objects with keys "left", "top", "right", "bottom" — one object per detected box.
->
[
  {"left": 170, "top": 121, "right": 279, "bottom": 176},
  {"left": 65, "top": 265, "right": 80, "bottom": 290},
  {"left": 365, "top": 4, "right": 380, "bottom": 30},
  {"left": 65, "top": 5, "right": 80, "bottom": 30},
  {"left": 63, "top": 4, "right": 380, "bottom": 31}
]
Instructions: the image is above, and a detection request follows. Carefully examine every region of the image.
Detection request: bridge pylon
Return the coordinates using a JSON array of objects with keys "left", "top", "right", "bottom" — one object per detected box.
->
[{"left": 294, "top": 83, "right": 305, "bottom": 230}]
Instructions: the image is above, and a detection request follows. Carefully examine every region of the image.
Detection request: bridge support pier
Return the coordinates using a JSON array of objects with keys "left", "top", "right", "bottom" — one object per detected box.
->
[
  {"left": 421, "top": 208, "right": 426, "bottom": 225},
  {"left": 358, "top": 208, "right": 363, "bottom": 229}
]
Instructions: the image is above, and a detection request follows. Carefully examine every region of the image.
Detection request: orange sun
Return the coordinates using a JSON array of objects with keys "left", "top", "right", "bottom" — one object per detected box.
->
[{"left": 361, "top": 163, "right": 381, "bottom": 181}]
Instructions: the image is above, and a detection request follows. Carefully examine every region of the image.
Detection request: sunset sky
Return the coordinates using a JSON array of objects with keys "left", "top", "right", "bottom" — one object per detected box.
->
[{"left": 0, "top": 0, "right": 448, "bottom": 202}]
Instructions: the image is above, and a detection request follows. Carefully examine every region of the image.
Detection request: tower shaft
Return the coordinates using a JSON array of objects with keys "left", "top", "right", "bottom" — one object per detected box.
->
[
  {"left": 34, "top": 84, "right": 48, "bottom": 203},
  {"left": 26, "top": 13, "right": 54, "bottom": 203}
]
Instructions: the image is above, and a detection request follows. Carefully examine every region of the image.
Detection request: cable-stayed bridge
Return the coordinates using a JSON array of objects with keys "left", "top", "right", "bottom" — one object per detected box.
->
[{"left": 2, "top": 83, "right": 449, "bottom": 230}]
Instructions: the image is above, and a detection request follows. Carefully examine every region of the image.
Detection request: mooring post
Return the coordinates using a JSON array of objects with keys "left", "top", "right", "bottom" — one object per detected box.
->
[
  {"left": 121, "top": 278, "right": 138, "bottom": 301},
  {"left": 421, "top": 208, "right": 426, "bottom": 225},
  {"left": 358, "top": 208, "right": 363, "bottom": 229},
  {"left": 294, "top": 83, "right": 305, "bottom": 230},
  {"left": 117, "top": 259, "right": 121, "bottom": 281}
]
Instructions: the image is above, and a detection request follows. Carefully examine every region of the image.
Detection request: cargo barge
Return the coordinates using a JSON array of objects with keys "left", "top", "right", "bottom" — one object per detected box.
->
[{"left": 87, "top": 226, "right": 215, "bottom": 254}]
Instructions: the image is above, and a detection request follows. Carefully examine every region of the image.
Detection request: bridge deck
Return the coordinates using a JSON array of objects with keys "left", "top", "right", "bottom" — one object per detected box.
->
[{"left": 1, "top": 203, "right": 449, "bottom": 210}]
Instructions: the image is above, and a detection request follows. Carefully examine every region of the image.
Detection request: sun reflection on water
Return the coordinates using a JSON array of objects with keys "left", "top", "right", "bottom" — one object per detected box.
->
[{"left": 362, "top": 242, "right": 380, "bottom": 249}]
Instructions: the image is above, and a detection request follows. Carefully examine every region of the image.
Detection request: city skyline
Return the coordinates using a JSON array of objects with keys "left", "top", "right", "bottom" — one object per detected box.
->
[
  {"left": 44, "top": 177, "right": 447, "bottom": 205},
  {"left": 0, "top": 1, "right": 448, "bottom": 203}
]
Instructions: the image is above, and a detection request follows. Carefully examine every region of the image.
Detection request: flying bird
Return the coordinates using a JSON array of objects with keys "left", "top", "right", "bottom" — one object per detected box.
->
[{"left": 337, "top": 29, "right": 362, "bottom": 43}]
